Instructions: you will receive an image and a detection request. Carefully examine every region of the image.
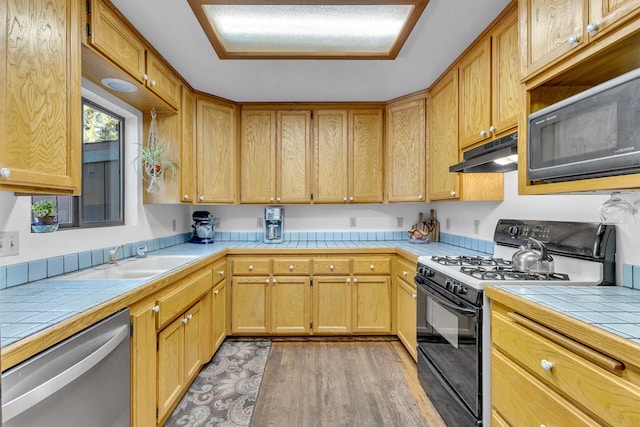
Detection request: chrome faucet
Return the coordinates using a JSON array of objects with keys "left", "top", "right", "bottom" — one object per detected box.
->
[{"left": 108, "top": 244, "right": 125, "bottom": 264}]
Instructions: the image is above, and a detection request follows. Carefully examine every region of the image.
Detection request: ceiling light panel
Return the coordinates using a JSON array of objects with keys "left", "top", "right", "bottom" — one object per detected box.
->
[{"left": 188, "top": 1, "right": 429, "bottom": 59}]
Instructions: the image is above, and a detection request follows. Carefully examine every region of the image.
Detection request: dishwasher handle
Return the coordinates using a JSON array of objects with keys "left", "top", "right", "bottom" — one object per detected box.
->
[{"left": 2, "top": 324, "right": 129, "bottom": 423}]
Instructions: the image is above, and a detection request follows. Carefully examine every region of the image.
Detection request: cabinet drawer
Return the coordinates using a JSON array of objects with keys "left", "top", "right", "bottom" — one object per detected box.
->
[
  {"left": 313, "top": 259, "right": 351, "bottom": 275},
  {"left": 273, "top": 258, "right": 311, "bottom": 275},
  {"left": 211, "top": 258, "right": 227, "bottom": 285},
  {"left": 352, "top": 257, "right": 391, "bottom": 275},
  {"left": 492, "top": 349, "right": 599, "bottom": 427},
  {"left": 492, "top": 311, "right": 640, "bottom": 426},
  {"left": 156, "top": 268, "right": 212, "bottom": 330},
  {"left": 396, "top": 257, "right": 416, "bottom": 282},
  {"left": 231, "top": 258, "right": 271, "bottom": 275}
]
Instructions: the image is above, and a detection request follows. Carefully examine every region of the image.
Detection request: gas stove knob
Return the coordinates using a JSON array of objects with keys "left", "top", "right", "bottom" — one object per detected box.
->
[
  {"left": 451, "top": 283, "right": 460, "bottom": 293},
  {"left": 425, "top": 268, "right": 435, "bottom": 278},
  {"left": 458, "top": 286, "right": 468, "bottom": 295},
  {"left": 445, "top": 279, "right": 452, "bottom": 290},
  {"left": 508, "top": 226, "right": 519, "bottom": 237}
]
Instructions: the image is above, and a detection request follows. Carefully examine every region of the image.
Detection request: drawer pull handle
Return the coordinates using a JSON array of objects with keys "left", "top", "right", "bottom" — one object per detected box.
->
[
  {"left": 214, "top": 289, "right": 219, "bottom": 295},
  {"left": 289, "top": 265, "right": 294, "bottom": 271},
  {"left": 506, "top": 312, "right": 624, "bottom": 373},
  {"left": 329, "top": 265, "right": 334, "bottom": 270},
  {"left": 187, "top": 314, "right": 193, "bottom": 320},
  {"left": 370, "top": 264, "right": 375, "bottom": 270},
  {"left": 540, "top": 359, "right": 553, "bottom": 371},
  {"left": 182, "top": 317, "right": 188, "bottom": 324},
  {"left": 152, "top": 305, "right": 160, "bottom": 313},
  {"left": 248, "top": 265, "right": 253, "bottom": 271}
]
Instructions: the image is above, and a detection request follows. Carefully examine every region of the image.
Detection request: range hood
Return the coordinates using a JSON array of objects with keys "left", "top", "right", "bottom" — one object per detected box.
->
[{"left": 449, "top": 132, "right": 518, "bottom": 173}]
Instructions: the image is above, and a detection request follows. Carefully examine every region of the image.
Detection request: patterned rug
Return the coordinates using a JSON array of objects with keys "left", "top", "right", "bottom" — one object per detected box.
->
[{"left": 164, "top": 340, "right": 272, "bottom": 427}]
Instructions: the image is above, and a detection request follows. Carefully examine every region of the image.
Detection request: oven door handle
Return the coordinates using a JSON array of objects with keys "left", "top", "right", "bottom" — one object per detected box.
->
[{"left": 425, "top": 287, "right": 478, "bottom": 317}]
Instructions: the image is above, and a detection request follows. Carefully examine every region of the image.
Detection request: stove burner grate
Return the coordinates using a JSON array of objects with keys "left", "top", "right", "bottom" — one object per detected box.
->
[
  {"left": 460, "top": 266, "right": 570, "bottom": 281},
  {"left": 431, "top": 255, "right": 512, "bottom": 267}
]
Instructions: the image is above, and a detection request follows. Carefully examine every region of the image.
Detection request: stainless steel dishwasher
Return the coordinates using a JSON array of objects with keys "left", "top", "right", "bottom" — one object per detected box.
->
[{"left": 1, "top": 308, "right": 131, "bottom": 426}]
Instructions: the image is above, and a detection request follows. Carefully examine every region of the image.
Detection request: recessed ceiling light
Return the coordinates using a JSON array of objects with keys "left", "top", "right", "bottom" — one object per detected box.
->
[
  {"left": 187, "top": 1, "right": 430, "bottom": 60},
  {"left": 101, "top": 78, "right": 138, "bottom": 92}
]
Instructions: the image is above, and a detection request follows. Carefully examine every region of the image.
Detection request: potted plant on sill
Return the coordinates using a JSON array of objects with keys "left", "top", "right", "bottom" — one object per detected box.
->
[{"left": 31, "top": 199, "right": 59, "bottom": 233}]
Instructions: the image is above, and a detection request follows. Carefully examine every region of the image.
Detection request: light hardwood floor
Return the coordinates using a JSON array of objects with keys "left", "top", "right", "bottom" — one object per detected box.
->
[{"left": 251, "top": 340, "right": 446, "bottom": 427}]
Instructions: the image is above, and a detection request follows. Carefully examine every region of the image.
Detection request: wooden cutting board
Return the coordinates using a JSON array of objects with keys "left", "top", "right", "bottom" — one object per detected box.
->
[{"left": 426, "top": 209, "right": 440, "bottom": 242}]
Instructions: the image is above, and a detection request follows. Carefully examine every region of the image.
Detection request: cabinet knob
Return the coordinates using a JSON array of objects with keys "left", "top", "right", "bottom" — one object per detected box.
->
[
  {"left": 343, "top": 197, "right": 348, "bottom": 202},
  {"left": 451, "top": 190, "right": 456, "bottom": 197},
  {"left": 346, "top": 278, "right": 350, "bottom": 284},
  {"left": 418, "top": 194, "right": 423, "bottom": 200},
  {"left": 349, "top": 196, "right": 353, "bottom": 201},
  {"left": 187, "top": 314, "right": 193, "bottom": 320},
  {"left": 199, "top": 196, "right": 204, "bottom": 201},
  {"left": 265, "top": 278, "right": 270, "bottom": 283},
  {"left": 182, "top": 317, "right": 188, "bottom": 324},
  {"left": 567, "top": 34, "right": 579, "bottom": 45},
  {"left": 289, "top": 265, "right": 294, "bottom": 271},
  {"left": 248, "top": 265, "right": 254, "bottom": 271},
  {"left": 411, "top": 293, "right": 417, "bottom": 299},
  {"left": 218, "top": 270, "right": 225, "bottom": 275},
  {"left": 272, "top": 278, "right": 277, "bottom": 284},
  {"left": 540, "top": 359, "right": 553, "bottom": 371},
  {"left": 150, "top": 80, "right": 157, "bottom": 87},
  {"left": 586, "top": 22, "right": 598, "bottom": 34},
  {"left": 276, "top": 197, "right": 281, "bottom": 202},
  {"left": 183, "top": 194, "right": 189, "bottom": 200},
  {"left": 0, "top": 167, "right": 10, "bottom": 178},
  {"left": 270, "top": 197, "right": 275, "bottom": 202},
  {"left": 480, "top": 130, "right": 487, "bottom": 137},
  {"left": 489, "top": 125, "right": 496, "bottom": 132},
  {"left": 403, "top": 271, "right": 408, "bottom": 276},
  {"left": 214, "top": 289, "right": 219, "bottom": 295},
  {"left": 370, "top": 264, "right": 375, "bottom": 270},
  {"left": 152, "top": 305, "right": 160, "bottom": 313},
  {"left": 353, "top": 277, "right": 358, "bottom": 283},
  {"left": 329, "top": 265, "right": 335, "bottom": 270},
  {"left": 142, "top": 74, "right": 149, "bottom": 81}
]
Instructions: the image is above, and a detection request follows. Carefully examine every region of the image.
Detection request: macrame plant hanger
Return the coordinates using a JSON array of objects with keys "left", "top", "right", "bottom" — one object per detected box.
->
[{"left": 145, "top": 107, "right": 162, "bottom": 193}]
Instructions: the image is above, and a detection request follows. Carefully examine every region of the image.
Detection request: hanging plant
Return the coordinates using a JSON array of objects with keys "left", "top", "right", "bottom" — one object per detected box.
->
[{"left": 132, "top": 108, "right": 178, "bottom": 193}]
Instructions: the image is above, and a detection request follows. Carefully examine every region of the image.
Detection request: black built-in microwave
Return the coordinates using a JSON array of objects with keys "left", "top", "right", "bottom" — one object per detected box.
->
[{"left": 528, "top": 67, "right": 640, "bottom": 183}]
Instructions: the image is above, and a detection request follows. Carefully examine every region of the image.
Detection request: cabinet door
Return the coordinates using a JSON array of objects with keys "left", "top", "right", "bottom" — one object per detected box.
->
[
  {"left": 491, "top": 9, "right": 519, "bottom": 135},
  {"left": 352, "top": 276, "right": 391, "bottom": 334},
  {"left": 212, "top": 281, "right": 227, "bottom": 352},
  {"left": 157, "top": 316, "right": 185, "bottom": 422},
  {"left": 196, "top": 98, "right": 237, "bottom": 203},
  {"left": 429, "top": 69, "right": 460, "bottom": 201},
  {"left": 231, "top": 277, "right": 269, "bottom": 334},
  {"left": 459, "top": 38, "right": 491, "bottom": 148},
  {"left": 130, "top": 300, "right": 157, "bottom": 427},
  {"left": 313, "top": 276, "right": 351, "bottom": 334},
  {"left": 240, "top": 110, "right": 276, "bottom": 203},
  {"left": 386, "top": 99, "right": 426, "bottom": 202},
  {"left": 180, "top": 86, "right": 196, "bottom": 203},
  {"left": 521, "top": 0, "right": 587, "bottom": 78},
  {"left": 277, "top": 110, "right": 312, "bottom": 203},
  {"left": 88, "top": 0, "right": 146, "bottom": 83},
  {"left": 350, "top": 109, "right": 384, "bottom": 203},
  {"left": 184, "top": 300, "right": 203, "bottom": 382},
  {"left": 396, "top": 278, "right": 417, "bottom": 360},
  {"left": 271, "top": 276, "right": 311, "bottom": 334},
  {"left": 588, "top": 0, "right": 640, "bottom": 41},
  {"left": 314, "top": 110, "right": 349, "bottom": 203},
  {"left": 145, "top": 51, "right": 180, "bottom": 109},
  {"left": 0, "top": 0, "right": 82, "bottom": 194}
]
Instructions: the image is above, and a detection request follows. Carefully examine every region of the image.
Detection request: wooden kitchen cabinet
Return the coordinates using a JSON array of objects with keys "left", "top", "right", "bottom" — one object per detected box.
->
[
  {"left": 520, "top": 0, "right": 640, "bottom": 80},
  {"left": 271, "top": 276, "right": 312, "bottom": 334},
  {"left": 385, "top": 96, "right": 426, "bottom": 203},
  {"left": 0, "top": 0, "right": 82, "bottom": 194},
  {"left": 352, "top": 276, "right": 391, "bottom": 334},
  {"left": 313, "top": 276, "right": 352, "bottom": 334},
  {"left": 459, "top": 4, "right": 518, "bottom": 148},
  {"left": 231, "top": 276, "right": 270, "bottom": 334},
  {"left": 395, "top": 257, "right": 417, "bottom": 360},
  {"left": 130, "top": 298, "right": 158, "bottom": 427},
  {"left": 240, "top": 109, "right": 312, "bottom": 204},
  {"left": 488, "top": 287, "right": 640, "bottom": 426},
  {"left": 180, "top": 86, "right": 196, "bottom": 203},
  {"left": 212, "top": 280, "right": 227, "bottom": 352},
  {"left": 313, "top": 110, "right": 349, "bottom": 203},
  {"left": 196, "top": 96, "right": 237, "bottom": 204}
]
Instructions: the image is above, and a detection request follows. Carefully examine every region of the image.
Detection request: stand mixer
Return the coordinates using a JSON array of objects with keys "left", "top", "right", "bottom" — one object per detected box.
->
[{"left": 189, "top": 211, "right": 218, "bottom": 244}]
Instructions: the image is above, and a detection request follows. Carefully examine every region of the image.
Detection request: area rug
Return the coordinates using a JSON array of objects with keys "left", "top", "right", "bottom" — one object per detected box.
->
[{"left": 164, "top": 340, "right": 271, "bottom": 427}]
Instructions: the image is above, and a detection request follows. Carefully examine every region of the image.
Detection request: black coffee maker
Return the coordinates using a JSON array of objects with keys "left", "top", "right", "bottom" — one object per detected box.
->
[{"left": 189, "top": 211, "right": 218, "bottom": 244}]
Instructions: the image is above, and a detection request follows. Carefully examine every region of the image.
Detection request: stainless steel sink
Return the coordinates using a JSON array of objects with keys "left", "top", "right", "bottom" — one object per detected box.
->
[{"left": 54, "top": 255, "right": 200, "bottom": 281}]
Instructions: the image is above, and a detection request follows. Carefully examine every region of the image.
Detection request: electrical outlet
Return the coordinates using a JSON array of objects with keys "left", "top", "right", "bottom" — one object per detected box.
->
[
  {"left": 397, "top": 217, "right": 404, "bottom": 228},
  {"left": 474, "top": 220, "right": 480, "bottom": 234},
  {"left": 446, "top": 218, "right": 450, "bottom": 230},
  {"left": 172, "top": 219, "right": 177, "bottom": 231},
  {"left": 350, "top": 217, "right": 357, "bottom": 228},
  {"left": 0, "top": 231, "right": 19, "bottom": 257},
  {"left": 257, "top": 217, "right": 264, "bottom": 228}
]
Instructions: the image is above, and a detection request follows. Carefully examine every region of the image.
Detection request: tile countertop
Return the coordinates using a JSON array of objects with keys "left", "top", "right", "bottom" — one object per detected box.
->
[
  {"left": 0, "top": 240, "right": 484, "bottom": 348},
  {"left": 492, "top": 285, "right": 640, "bottom": 345}
]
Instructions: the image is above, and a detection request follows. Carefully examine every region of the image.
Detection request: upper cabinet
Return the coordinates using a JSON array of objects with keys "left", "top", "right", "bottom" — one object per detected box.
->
[
  {"left": 240, "top": 109, "right": 312, "bottom": 204},
  {"left": 196, "top": 96, "right": 237, "bottom": 204},
  {"left": 83, "top": 0, "right": 180, "bottom": 112},
  {"left": 180, "top": 87, "right": 196, "bottom": 203},
  {"left": 314, "top": 108, "right": 384, "bottom": 204},
  {"left": 385, "top": 97, "right": 426, "bottom": 203},
  {"left": 459, "top": 4, "right": 519, "bottom": 149},
  {"left": 0, "top": 0, "right": 82, "bottom": 195},
  {"left": 520, "top": 0, "right": 640, "bottom": 81}
]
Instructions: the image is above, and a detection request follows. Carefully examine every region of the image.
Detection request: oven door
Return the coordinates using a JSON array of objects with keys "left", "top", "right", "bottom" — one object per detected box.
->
[{"left": 416, "top": 278, "right": 482, "bottom": 423}]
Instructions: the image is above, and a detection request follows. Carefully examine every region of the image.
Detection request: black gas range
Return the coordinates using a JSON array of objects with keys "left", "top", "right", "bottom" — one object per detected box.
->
[{"left": 415, "top": 219, "right": 617, "bottom": 427}]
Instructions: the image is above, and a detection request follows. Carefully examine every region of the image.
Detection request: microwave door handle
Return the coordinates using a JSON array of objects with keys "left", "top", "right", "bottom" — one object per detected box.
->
[{"left": 425, "top": 288, "right": 478, "bottom": 317}]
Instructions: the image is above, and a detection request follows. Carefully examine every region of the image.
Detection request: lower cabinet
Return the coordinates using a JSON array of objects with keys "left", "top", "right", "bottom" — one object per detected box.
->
[
  {"left": 351, "top": 276, "right": 391, "bottom": 334},
  {"left": 231, "top": 276, "right": 269, "bottom": 334},
  {"left": 396, "top": 277, "right": 417, "bottom": 360},
  {"left": 212, "top": 280, "right": 227, "bottom": 352},
  {"left": 313, "top": 276, "right": 352, "bottom": 334},
  {"left": 271, "top": 276, "right": 312, "bottom": 334}
]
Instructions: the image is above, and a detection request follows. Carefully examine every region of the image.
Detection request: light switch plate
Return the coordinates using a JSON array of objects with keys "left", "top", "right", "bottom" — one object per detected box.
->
[{"left": 0, "top": 231, "right": 19, "bottom": 257}]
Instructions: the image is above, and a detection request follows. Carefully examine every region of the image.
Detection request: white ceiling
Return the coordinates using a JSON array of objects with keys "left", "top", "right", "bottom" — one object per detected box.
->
[{"left": 110, "top": 0, "right": 513, "bottom": 102}]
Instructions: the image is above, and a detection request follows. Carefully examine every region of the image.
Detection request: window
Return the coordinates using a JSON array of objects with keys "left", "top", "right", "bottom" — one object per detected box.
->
[{"left": 32, "top": 99, "right": 124, "bottom": 229}]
